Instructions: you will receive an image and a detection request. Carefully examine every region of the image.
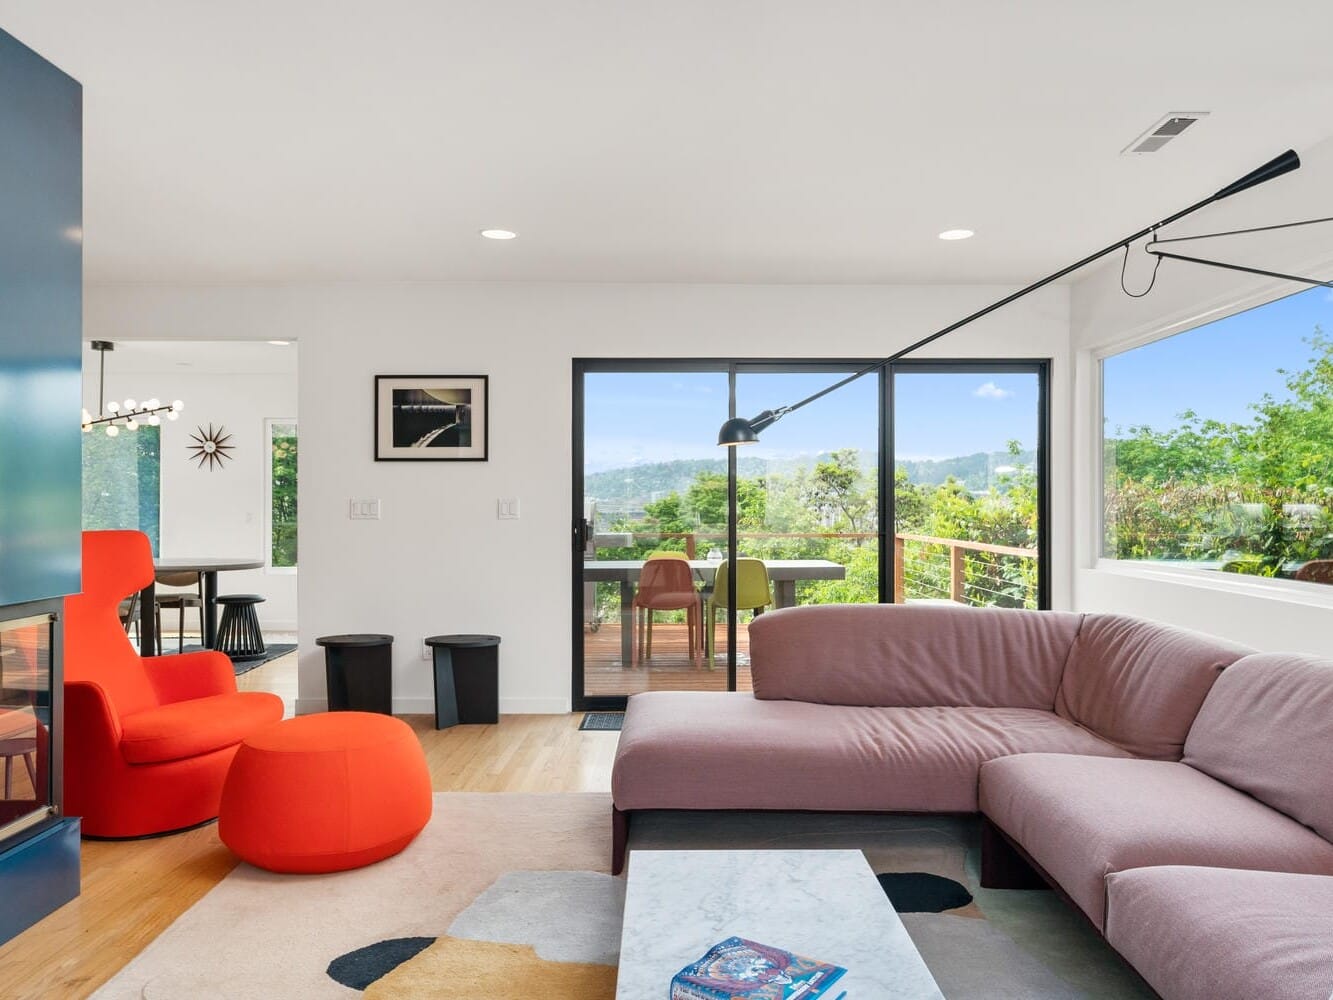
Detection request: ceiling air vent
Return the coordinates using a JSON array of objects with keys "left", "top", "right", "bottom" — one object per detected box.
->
[{"left": 1122, "top": 112, "right": 1209, "bottom": 154}]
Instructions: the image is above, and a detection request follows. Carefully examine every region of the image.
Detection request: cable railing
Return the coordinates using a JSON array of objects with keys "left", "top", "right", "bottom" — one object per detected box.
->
[{"left": 594, "top": 529, "right": 1040, "bottom": 609}]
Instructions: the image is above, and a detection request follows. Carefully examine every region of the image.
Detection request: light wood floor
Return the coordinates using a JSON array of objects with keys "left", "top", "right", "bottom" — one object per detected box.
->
[{"left": 0, "top": 653, "right": 620, "bottom": 1000}]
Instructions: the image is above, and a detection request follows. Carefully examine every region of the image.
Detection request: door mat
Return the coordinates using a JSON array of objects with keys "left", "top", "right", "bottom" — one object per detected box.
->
[{"left": 578, "top": 712, "right": 624, "bottom": 732}]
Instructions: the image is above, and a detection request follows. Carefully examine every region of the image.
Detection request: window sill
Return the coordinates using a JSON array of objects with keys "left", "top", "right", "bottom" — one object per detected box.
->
[
  {"left": 265, "top": 566, "right": 298, "bottom": 576},
  {"left": 1091, "top": 559, "right": 1333, "bottom": 611}
]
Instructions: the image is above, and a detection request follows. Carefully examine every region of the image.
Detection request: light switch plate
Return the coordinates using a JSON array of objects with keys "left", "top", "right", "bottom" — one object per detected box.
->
[
  {"left": 349, "top": 499, "right": 381, "bottom": 520},
  {"left": 497, "top": 498, "right": 520, "bottom": 519}
]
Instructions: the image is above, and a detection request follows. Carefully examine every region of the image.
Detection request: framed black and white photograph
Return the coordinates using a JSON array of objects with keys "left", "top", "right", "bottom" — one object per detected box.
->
[{"left": 375, "top": 375, "right": 488, "bottom": 461}]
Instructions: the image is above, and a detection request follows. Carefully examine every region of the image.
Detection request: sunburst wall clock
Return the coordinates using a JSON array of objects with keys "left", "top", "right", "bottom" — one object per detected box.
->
[{"left": 188, "top": 423, "right": 235, "bottom": 470}]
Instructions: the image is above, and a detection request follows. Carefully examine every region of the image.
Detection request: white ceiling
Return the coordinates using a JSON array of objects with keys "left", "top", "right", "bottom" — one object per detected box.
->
[{"left": 5, "top": 1, "right": 1333, "bottom": 285}]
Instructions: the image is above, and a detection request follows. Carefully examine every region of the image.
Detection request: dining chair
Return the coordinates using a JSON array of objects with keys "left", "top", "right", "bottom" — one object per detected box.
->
[
  {"left": 154, "top": 570, "right": 205, "bottom": 655},
  {"left": 704, "top": 558, "right": 773, "bottom": 669},
  {"left": 1294, "top": 559, "right": 1333, "bottom": 584},
  {"left": 631, "top": 554, "right": 699, "bottom": 665}
]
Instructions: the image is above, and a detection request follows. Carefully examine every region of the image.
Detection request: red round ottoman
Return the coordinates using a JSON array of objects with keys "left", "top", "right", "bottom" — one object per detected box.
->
[{"left": 219, "top": 712, "right": 432, "bottom": 874}]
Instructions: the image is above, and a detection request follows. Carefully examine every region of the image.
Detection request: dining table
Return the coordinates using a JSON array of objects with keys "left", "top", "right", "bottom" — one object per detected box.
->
[
  {"left": 140, "top": 556, "right": 266, "bottom": 656},
  {"left": 583, "top": 558, "right": 846, "bottom": 666}
]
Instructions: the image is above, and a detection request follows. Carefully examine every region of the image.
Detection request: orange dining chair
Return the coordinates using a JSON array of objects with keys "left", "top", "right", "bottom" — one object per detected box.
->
[
  {"left": 64, "top": 530, "right": 284, "bottom": 837},
  {"left": 631, "top": 553, "right": 700, "bottom": 665}
]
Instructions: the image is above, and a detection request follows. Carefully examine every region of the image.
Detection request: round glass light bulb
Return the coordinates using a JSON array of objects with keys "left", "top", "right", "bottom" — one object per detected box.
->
[
  {"left": 124, "top": 398, "right": 137, "bottom": 410},
  {"left": 105, "top": 424, "right": 120, "bottom": 437},
  {"left": 125, "top": 418, "right": 138, "bottom": 430},
  {"left": 82, "top": 423, "right": 92, "bottom": 433},
  {"left": 166, "top": 411, "right": 179, "bottom": 420},
  {"left": 148, "top": 414, "right": 161, "bottom": 426},
  {"left": 145, "top": 398, "right": 160, "bottom": 409},
  {"left": 106, "top": 401, "right": 120, "bottom": 413},
  {"left": 172, "top": 400, "right": 184, "bottom": 411}
]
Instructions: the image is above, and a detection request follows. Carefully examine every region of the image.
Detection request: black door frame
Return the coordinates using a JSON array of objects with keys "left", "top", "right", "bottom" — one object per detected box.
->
[{"left": 571, "top": 357, "right": 1050, "bottom": 711}]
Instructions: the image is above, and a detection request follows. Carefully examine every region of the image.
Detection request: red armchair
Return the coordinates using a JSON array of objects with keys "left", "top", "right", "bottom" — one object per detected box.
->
[{"left": 64, "top": 531, "right": 284, "bottom": 837}]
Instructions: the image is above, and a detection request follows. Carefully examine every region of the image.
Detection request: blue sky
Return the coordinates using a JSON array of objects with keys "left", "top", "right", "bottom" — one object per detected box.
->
[
  {"left": 583, "top": 285, "right": 1332, "bottom": 473},
  {"left": 584, "top": 368, "right": 1038, "bottom": 471},
  {"left": 1103, "top": 285, "right": 1332, "bottom": 434}
]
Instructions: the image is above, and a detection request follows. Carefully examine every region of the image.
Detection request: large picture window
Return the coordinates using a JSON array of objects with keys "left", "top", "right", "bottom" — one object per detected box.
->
[{"left": 1102, "top": 286, "right": 1333, "bottom": 587}]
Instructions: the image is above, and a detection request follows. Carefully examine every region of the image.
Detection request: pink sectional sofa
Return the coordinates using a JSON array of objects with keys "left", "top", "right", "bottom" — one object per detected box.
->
[{"left": 610, "top": 603, "right": 1333, "bottom": 999}]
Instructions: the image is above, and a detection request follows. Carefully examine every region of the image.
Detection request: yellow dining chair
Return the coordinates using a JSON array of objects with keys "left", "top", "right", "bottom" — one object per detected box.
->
[{"left": 705, "top": 558, "right": 772, "bottom": 669}]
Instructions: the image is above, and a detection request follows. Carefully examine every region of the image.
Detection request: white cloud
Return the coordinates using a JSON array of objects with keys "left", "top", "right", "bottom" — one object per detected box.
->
[{"left": 973, "top": 381, "right": 1013, "bottom": 400}]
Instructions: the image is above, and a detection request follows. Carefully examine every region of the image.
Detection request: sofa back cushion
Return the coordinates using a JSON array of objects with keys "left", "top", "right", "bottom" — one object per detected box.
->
[
  {"left": 1184, "top": 652, "right": 1333, "bottom": 842},
  {"left": 1054, "top": 614, "right": 1249, "bottom": 761},
  {"left": 749, "top": 603, "right": 1083, "bottom": 708}
]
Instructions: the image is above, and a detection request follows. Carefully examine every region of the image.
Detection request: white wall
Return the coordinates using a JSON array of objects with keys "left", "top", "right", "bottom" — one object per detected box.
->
[
  {"left": 1069, "top": 136, "right": 1333, "bottom": 657},
  {"left": 87, "top": 281, "right": 1070, "bottom": 713},
  {"left": 82, "top": 353, "right": 299, "bottom": 630}
]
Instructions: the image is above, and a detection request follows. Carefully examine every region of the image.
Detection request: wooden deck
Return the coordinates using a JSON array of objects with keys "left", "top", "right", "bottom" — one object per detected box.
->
[{"left": 582, "top": 621, "right": 754, "bottom": 695}]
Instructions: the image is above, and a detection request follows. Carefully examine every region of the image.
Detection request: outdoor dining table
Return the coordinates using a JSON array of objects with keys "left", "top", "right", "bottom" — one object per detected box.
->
[
  {"left": 583, "top": 558, "right": 845, "bottom": 666},
  {"left": 139, "top": 556, "right": 266, "bottom": 656}
]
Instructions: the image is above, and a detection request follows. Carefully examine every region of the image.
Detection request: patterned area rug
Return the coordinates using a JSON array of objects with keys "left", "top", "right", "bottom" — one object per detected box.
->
[
  {"left": 167, "top": 642, "right": 296, "bottom": 676},
  {"left": 92, "top": 795, "right": 1153, "bottom": 999}
]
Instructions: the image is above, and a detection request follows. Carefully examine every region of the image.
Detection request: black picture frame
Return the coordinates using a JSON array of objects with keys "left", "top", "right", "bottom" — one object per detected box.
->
[{"left": 374, "top": 375, "right": 489, "bottom": 461}]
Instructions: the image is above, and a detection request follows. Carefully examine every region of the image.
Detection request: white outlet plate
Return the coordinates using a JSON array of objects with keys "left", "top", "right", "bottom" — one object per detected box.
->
[
  {"left": 497, "top": 497, "right": 520, "bottom": 519},
  {"left": 421, "top": 642, "right": 432, "bottom": 661}
]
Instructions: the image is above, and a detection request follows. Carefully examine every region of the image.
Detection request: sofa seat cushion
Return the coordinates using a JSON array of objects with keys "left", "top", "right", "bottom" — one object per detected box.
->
[
  {"left": 120, "top": 692, "right": 285, "bottom": 764},
  {"left": 612, "top": 692, "right": 1129, "bottom": 813},
  {"left": 1105, "top": 866, "right": 1333, "bottom": 1000},
  {"left": 979, "top": 754, "right": 1333, "bottom": 930}
]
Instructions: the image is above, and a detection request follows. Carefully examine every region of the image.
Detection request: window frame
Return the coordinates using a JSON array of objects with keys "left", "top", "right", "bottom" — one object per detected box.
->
[{"left": 1094, "top": 288, "right": 1333, "bottom": 606}]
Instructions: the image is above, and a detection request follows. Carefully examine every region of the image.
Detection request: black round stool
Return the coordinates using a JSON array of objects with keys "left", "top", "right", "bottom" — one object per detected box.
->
[{"left": 216, "top": 594, "right": 267, "bottom": 660}]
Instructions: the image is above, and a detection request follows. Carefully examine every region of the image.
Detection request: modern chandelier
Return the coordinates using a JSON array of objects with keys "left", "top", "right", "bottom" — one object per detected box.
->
[{"left": 81, "top": 340, "right": 184, "bottom": 436}]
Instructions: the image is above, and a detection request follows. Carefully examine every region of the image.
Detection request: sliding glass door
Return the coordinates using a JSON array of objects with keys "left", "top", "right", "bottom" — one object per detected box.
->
[
  {"left": 891, "top": 363, "right": 1047, "bottom": 609},
  {"left": 575, "top": 365, "right": 730, "bottom": 706},
  {"left": 573, "top": 359, "right": 1048, "bottom": 710},
  {"left": 723, "top": 365, "right": 883, "bottom": 689}
]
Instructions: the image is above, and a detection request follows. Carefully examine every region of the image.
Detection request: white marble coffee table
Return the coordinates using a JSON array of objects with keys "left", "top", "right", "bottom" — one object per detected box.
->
[{"left": 616, "top": 849, "right": 943, "bottom": 999}]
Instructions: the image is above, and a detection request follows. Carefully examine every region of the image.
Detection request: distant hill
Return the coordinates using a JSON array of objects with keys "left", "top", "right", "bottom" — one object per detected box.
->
[
  {"left": 585, "top": 449, "right": 1034, "bottom": 503},
  {"left": 897, "top": 450, "right": 1036, "bottom": 491}
]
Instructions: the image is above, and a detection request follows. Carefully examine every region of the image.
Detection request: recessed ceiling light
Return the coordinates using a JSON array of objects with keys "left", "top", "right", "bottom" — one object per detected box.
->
[
  {"left": 267, "top": 340, "right": 292, "bottom": 346},
  {"left": 938, "top": 229, "right": 975, "bottom": 241},
  {"left": 480, "top": 229, "right": 517, "bottom": 240}
]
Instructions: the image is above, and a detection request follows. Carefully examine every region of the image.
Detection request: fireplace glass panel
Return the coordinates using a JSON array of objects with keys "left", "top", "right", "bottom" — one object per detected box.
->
[{"left": 0, "top": 616, "right": 52, "bottom": 836}]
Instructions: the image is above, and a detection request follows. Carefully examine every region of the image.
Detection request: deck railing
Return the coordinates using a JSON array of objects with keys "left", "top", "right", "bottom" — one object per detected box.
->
[{"left": 604, "top": 530, "right": 1039, "bottom": 608}]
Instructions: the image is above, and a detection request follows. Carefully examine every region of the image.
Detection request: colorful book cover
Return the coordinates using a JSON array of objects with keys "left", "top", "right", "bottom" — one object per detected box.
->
[{"left": 669, "top": 936, "right": 847, "bottom": 999}]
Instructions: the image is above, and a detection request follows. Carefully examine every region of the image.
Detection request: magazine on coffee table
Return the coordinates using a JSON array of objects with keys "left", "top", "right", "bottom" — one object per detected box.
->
[{"left": 670, "top": 936, "right": 847, "bottom": 999}]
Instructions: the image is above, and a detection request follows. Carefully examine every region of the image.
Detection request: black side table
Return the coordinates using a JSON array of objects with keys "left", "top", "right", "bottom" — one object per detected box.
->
[
  {"left": 426, "top": 634, "right": 500, "bottom": 729},
  {"left": 316, "top": 634, "right": 394, "bottom": 715}
]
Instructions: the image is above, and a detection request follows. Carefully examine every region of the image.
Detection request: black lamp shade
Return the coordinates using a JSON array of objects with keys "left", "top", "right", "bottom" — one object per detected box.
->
[
  {"left": 717, "top": 416, "right": 760, "bottom": 446},
  {"left": 717, "top": 409, "right": 780, "bottom": 446}
]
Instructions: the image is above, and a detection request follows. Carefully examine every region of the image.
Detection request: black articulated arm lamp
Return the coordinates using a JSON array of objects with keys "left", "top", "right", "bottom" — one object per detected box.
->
[{"left": 718, "top": 149, "right": 1305, "bottom": 446}]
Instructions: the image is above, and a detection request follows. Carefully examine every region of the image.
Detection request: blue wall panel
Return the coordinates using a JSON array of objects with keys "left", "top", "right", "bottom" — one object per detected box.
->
[{"left": 0, "top": 27, "right": 83, "bottom": 605}]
